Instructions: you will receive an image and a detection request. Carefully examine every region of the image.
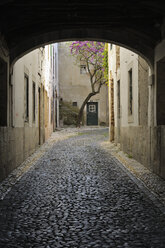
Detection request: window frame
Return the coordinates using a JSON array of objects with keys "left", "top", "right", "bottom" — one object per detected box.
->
[
  {"left": 72, "top": 102, "right": 77, "bottom": 107},
  {"left": 32, "top": 81, "right": 36, "bottom": 123},
  {"left": 24, "top": 74, "right": 29, "bottom": 122},
  {"left": 89, "top": 104, "right": 96, "bottom": 113},
  {"left": 80, "top": 64, "right": 87, "bottom": 74},
  {"left": 117, "top": 80, "right": 120, "bottom": 118},
  {"left": 128, "top": 68, "right": 134, "bottom": 123}
]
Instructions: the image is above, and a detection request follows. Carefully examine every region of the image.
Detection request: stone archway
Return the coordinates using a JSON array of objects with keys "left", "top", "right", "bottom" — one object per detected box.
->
[
  {"left": 10, "top": 28, "right": 154, "bottom": 70},
  {"left": 0, "top": 1, "right": 165, "bottom": 70}
]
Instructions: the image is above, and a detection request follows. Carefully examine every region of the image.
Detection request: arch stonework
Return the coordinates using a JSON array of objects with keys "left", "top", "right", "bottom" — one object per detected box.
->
[
  {"left": 0, "top": 1, "right": 165, "bottom": 70},
  {"left": 10, "top": 28, "right": 154, "bottom": 69}
]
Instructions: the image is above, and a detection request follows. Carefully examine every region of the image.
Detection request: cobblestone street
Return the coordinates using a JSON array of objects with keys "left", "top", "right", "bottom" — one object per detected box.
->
[{"left": 0, "top": 128, "right": 165, "bottom": 248}]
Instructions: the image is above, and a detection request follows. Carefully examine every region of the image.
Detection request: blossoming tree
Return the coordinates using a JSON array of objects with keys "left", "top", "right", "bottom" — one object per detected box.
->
[{"left": 70, "top": 41, "right": 108, "bottom": 126}]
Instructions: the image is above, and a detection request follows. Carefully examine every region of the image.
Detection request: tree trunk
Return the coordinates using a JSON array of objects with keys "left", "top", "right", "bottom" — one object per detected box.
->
[{"left": 77, "top": 92, "right": 97, "bottom": 127}]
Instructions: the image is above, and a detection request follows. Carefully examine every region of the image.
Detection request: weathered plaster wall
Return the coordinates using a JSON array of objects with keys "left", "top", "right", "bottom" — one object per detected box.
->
[
  {"left": 13, "top": 49, "right": 40, "bottom": 128},
  {"left": 114, "top": 49, "right": 150, "bottom": 170},
  {"left": 153, "top": 39, "right": 165, "bottom": 178},
  {"left": 119, "top": 126, "right": 149, "bottom": 167},
  {"left": 150, "top": 126, "right": 165, "bottom": 179},
  {"left": 0, "top": 50, "right": 41, "bottom": 181},
  {"left": 0, "top": 47, "right": 54, "bottom": 182},
  {"left": 113, "top": 51, "right": 150, "bottom": 169},
  {"left": 0, "top": 127, "right": 39, "bottom": 181},
  {"left": 119, "top": 48, "right": 139, "bottom": 127},
  {"left": 108, "top": 44, "right": 117, "bottom": 128},
  {"left": 160, "top": 126, "right": 165, "bottom": 178},
  {"left": 138, "top": 57, "right": 149, "bottom": 126},
  {"left": 118, "top": 125, "right": 165, "bottom": 179},
  {"left": 110, "top": 44, "right": 165, "bottom": 179}
]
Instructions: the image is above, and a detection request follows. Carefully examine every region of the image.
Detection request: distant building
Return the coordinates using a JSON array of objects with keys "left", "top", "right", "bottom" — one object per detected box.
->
[
  {"left": 44, "top": 44, "right": 60, "bottom": 135},
  {"left": 57, "top": 42, "right": 109, "bottom": 126}
]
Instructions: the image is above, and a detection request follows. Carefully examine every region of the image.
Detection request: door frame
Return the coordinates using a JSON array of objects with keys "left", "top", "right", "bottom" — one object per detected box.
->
[{"left": 86, "top": 102, "right": 98, "bottom": 126}]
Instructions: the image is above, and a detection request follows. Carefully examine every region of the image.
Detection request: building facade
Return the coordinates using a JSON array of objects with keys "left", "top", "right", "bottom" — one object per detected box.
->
[
  {"left": 53, "top": 43, "right": 60, "bottom": 129},
  {"left": 109, "top": 45, "right": 165, "bottom": 179},
  {"left": 0, "top": 45, "right": 56, "bottom": 181},
  {"left": 58, "top": 42, "right": 109, "bottom": 126}
]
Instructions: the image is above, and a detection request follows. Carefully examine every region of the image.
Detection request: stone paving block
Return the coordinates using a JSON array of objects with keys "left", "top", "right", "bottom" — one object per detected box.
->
[{"left": 0, "top": 128, "right": 165, "bottom": 248}]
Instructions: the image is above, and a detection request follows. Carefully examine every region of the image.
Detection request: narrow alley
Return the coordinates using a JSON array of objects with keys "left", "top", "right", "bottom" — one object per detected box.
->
[
  {"left": 1, "top": 2, "right": 165, "bottom": 247},
  {"left": 0, "top": 128, "right": 165, "bottom": 248}
]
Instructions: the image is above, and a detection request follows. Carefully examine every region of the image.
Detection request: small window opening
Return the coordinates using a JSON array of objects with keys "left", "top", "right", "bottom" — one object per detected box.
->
[
  {"left": 72, "top": 102, "right": 77, "bottom": 107},
  {"left": 80, "top": 65, "right": 87, "bottom": 74}
]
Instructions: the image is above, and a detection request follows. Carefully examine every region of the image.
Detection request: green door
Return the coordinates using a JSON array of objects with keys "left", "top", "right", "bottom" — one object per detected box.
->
[{"left": 87, "top": 102, "right": 98, "bottom": 125}]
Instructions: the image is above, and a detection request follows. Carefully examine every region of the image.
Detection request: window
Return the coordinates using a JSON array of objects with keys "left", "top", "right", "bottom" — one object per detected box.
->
[
  {"left": 128, "top": 69, "right": 133, "bottom": 116},
  {"left": 117, "top": 80, "right": 120, "bottom": 118},
  {"left": 80, "top": 65, "right": 87, "bottom": 74},
  {"left": 24, "top": 75, "right": 29, "bottom": 121},
  {"left": 51, "top": 98, "right": 53, "bottom": 123},
  {"left": 32, "top": 82, "right": 36, "bottom": 122},
  {"left": 89, "top": 104, "right": 96, "bottom": 112},
  {"left": 72, "top": 102, "right": 77, "bottom": 107}
]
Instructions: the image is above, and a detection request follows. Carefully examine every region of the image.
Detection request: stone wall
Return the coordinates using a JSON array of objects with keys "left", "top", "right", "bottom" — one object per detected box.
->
[
  {"left": 115, "top": 125, "right": 165, "bottom": 179},
  {"left": 112, "top": 48, "right": 165, "bottom": 178},
  {"left": 0, "top": 46, "right": 55, "bottom": 183},
  {"left": 118, "top": 126, "right": 149, "bottom": 168},
  {"left": 0, "top": 127, "right": 39, "bottom": 181},
  {"left": 160, "top": 126, "right": 165, "bottom": 178},
  {"left": 150, "top": 126, "right": 165, "bottom": 179}
]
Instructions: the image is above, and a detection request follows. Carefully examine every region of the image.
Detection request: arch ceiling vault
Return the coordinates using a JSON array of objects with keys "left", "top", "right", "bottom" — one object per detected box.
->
[{"left": 0, "top": 0, "right": 165, "bottom": 66}]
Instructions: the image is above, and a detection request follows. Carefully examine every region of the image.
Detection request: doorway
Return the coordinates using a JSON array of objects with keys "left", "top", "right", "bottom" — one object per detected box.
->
[{"left": 87, "top": 102, "right": 98, "bottom": 126}]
